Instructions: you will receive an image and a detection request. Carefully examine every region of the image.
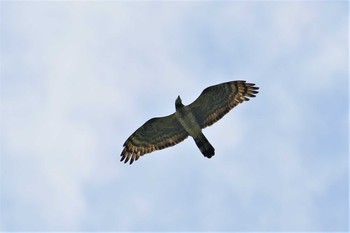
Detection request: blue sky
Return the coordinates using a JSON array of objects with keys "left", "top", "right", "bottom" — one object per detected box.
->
[{"left": 1, "top": 1, "right": 348, "bottom": 231}]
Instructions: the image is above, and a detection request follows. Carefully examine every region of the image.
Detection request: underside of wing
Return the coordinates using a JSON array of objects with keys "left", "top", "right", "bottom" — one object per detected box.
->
[
  {"left": 188, "top": 80, "right": 259, "bottom": 128},
  {"left": 120, "top": 113, "right": 189, "bottom": 164}
]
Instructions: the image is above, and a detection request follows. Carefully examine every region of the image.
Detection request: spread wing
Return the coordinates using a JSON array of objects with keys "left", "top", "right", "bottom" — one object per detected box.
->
[
  {"left": 188, "top": 80, "right": 259, "bottom": 128},
  {"left": 120, "top": 113, "right": 189, "bottom": 164}
]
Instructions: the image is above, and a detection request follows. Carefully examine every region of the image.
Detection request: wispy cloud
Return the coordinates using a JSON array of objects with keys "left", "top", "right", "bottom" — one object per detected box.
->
[{"left": 1, "top": 1, "right": 348, "bottom": 231}]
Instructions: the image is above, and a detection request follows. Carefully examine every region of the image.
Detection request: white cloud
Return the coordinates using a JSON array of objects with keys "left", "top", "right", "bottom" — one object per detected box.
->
[{"left": 1, "top": 1, "right": 348, "bottom": 231}]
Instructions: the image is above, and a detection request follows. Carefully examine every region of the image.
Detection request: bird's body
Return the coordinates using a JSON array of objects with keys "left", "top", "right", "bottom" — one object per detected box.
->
[
  {"left": 175, "top": 97, "right": 215, "bottom": 158},
  {"left": 175, "top": 98, "right": 201, "bottom": 137},
  {"left": 120, "top": 80, "right": 259, "bottom": 164}
]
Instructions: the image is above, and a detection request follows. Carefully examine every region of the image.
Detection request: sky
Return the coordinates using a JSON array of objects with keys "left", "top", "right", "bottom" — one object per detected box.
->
[{"left": 1, "top": 1, "right": 348, "bottom": 232}]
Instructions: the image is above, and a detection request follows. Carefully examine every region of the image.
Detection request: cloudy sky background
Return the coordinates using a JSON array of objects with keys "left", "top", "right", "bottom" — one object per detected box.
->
[{"left": 1, "top": 1, "right": 348, "bottom": 231}]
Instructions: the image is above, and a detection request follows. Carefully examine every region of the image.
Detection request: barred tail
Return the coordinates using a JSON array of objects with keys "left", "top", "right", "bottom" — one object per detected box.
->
[{"left": 194, "top": 134, "right": 215, "bottom": 158}]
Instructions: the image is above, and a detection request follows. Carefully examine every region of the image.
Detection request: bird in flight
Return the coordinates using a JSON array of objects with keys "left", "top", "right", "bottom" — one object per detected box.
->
[{"left": 120, "top": 80, "right": 259, "bottom": 164}]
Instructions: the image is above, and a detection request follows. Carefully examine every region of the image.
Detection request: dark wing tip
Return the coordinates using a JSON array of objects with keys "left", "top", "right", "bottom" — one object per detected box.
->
[
  {"left": 120, "top": 145, "right": 134, "bottom": 165},
  {"left": 120, "top": 142, "right": 154, "bottom": 165},
  {"left": 120, "top": 150, "right": 135, "bottom": 165},
  {"left": 238, "top": 81, "right": 260, "bottom": 99},
  {"left": 229, "top": 81, "right": 260, "bottom": 107}
]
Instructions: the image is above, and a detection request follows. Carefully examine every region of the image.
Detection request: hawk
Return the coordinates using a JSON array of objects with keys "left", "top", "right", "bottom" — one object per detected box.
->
[{"left": 120, "top": 80, "right": 259, "bottom": 164}]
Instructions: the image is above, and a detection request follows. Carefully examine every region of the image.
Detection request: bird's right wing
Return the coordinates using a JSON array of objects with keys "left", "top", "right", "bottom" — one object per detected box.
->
[{"left": 120, "top": 113, "right": 189, "bottom": 164}]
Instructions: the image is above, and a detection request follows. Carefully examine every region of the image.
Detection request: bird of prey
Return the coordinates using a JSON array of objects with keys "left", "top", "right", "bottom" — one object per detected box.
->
[{"left": 120, "top": 80, "right": 259, "bottom": 164}]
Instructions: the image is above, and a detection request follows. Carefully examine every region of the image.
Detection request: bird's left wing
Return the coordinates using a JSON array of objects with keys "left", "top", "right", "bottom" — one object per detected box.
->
[
  {"left": 188, "top": 80, "right": 259, "bottom": 129},
  {"left": 121, "top": 113, "right": 189, "bottom": 164}
]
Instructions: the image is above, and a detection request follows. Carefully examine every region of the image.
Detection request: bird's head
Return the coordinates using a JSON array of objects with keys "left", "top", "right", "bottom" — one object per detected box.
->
[{"left": 175, "top": 95, "right": 184, "bottom": 110}]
